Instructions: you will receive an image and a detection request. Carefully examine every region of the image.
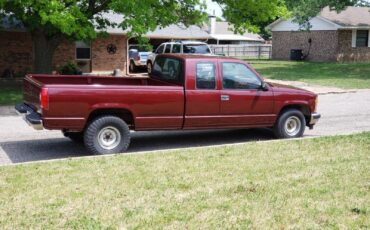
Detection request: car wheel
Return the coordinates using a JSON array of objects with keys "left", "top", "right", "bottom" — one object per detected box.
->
[
  {"left": 63, "top": 131, "right": 84, "bottom": 143},
  {"left": 273, "top": 109, "right": 305, "bottom": 138},
  {"left": 129, "top": 60, "right": 136, "bottom": 73},
  {"left": 84, "top": 116, "right": 131, "bottom": 155},
  {"left": 147, "top": 62, "right": 153, "bottom": 74}
]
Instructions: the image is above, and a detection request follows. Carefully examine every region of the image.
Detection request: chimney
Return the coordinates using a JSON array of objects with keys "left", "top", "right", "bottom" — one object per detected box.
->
[{"left": 208, "top": 15, "right": 216, "bottom": 35}]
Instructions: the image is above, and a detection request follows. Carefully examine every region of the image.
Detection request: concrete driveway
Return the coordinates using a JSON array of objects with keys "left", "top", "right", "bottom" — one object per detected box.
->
[{"left": 1, "top": 90, "right": 370, "bottom": 166}]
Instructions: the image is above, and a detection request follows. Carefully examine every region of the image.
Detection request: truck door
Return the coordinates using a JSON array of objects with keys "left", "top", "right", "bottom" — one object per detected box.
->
[
  {"left": 218, "top": 62, "right": 275, "bottom": 126},
  {"left": 184, "top": 60, "right": 220, "bottom": 128}
]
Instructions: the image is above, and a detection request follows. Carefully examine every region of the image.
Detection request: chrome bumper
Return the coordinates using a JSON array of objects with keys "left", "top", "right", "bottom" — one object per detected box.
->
[{"left": 308, "top": 112, "right": 321, "bottom": 129}]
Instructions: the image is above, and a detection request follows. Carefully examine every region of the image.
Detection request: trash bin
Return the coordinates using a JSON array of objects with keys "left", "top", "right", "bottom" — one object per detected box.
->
[{"left": 290, "top": 49, "right": 303, "bottom": 61}]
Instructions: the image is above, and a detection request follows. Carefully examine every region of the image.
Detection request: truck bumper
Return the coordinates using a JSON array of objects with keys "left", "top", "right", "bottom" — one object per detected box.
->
[
  {"left": 15, "top": 103, "right": 43, "bottom": 130},
  {"left": 308, "top": 112, "right": 321, "bottom": 129}
]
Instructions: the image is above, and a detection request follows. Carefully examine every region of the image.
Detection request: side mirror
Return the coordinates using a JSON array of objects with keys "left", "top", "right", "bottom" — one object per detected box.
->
[{"left": 260, "top": 82, "right": 269, "bottom": 91}]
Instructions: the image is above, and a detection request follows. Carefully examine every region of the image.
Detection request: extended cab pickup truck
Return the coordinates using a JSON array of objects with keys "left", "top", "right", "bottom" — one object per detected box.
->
[{"left": 16, "top": 54, "right": 320, "bottom": 154}]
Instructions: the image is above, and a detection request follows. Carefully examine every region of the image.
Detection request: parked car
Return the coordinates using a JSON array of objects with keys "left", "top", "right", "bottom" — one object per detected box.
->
[
  {"left": 146, "top": 41, "right": 212, "bottom": 73},
  {"left": 128, "top": 45, "right": 151, "bottom": 72},
  {"left": 16, "top": 54, "right": 320, "bottom": 155}
]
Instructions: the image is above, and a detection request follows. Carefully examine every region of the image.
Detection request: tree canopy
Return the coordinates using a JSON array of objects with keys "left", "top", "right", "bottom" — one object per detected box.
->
[{"left": 0, "top": 0, "right": 369, "bottom": 73}]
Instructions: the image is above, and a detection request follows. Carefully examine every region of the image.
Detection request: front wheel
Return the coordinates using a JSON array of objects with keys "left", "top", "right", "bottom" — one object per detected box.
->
[
  {"left": 273, "top": 109, "right": 306, "bottom": 138},
  {"left": 84, "top": 116, "right": 131, "bottom": 155}
]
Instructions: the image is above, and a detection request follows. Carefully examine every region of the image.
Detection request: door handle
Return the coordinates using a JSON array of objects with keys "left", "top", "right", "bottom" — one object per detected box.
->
[{"left": 221, "top": 95, "right": 230, "bottom": 101}]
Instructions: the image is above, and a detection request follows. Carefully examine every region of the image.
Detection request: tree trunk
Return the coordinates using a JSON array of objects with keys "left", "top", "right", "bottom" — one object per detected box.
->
[{"left": 31, "top": 29, "right": 61, "bottom": 74}]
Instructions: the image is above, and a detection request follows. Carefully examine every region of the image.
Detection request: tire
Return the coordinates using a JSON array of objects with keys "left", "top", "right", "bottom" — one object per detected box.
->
[
  {"left": 147, "top": 61, "right": 153, "bottom": 74},
  {"left": 129, "top": 60, "right": 137, "bottom": 73},
  {"left": 273, "top": 109, "right": 306, "bottom": 138},
  {"left": 63, "top": 131, "right": 84, "bottom": 143},
  {"left": 84, "top": 116, "right": 131, "bottom": 155}
]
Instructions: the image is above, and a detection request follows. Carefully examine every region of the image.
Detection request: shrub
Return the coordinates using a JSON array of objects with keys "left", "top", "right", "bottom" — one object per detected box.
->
[{"left": 59, "top": 62, "right": 82, "bottom": 75}]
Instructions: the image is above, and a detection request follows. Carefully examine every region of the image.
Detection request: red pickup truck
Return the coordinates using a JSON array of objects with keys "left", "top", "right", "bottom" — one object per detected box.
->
[{"left": 16, "top": 54, "right": 320, "bottom": 154}]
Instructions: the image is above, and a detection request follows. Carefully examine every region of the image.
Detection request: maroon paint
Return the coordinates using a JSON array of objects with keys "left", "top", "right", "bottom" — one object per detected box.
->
[{"left": 22, "top": 54, "right": 318, "bottom": 132}]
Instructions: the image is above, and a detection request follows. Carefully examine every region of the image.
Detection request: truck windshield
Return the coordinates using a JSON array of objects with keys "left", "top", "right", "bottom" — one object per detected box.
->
[
  {"left": 151, "top": 57, "right": 183, "bottom": 85},
  {"left": 183, "top": 44, "right": 211, "bottom": 54}
]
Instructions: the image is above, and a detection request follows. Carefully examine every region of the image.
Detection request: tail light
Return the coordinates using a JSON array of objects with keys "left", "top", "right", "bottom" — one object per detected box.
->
[{"left": 40, "top": 88, "right": 49, "bottom": 110}]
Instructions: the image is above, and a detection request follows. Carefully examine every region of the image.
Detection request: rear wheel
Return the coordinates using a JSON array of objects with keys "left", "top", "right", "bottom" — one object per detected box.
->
[
  {"left": 273, "top": 109, "right": 306, "bottom": 138},
  {"left": 84, "top": 116, "right": 131, "bottom": 155},
  {"left": 129, "top": 60, "right": 137, "bottom": 73},
  {"left": 147, "top": 61, "right": 153, "bottom": 74}
]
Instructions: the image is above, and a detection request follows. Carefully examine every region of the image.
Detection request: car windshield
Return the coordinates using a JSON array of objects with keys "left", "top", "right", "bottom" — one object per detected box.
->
[{"left": 183, "top": 44, "right": 211, "bottom": 54}]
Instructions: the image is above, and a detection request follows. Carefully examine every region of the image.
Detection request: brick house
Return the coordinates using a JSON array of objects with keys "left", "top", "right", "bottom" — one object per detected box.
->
[
  {"left": 0, "top": 14, "right": 264, "bottom": 76},
  {"left": 267, "top": 6, "right": 370, "bottom": 62},
  {"left": 0, "top": 15, "right": 129, "bottom": 76}
]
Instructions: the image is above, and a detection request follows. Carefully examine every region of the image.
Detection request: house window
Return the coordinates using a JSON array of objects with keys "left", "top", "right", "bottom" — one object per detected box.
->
[
  {"left": 76, "top": 41, "right": 91, "bottom": 60},
  {"left": 356, "top": 30, "right": 369, "bottom": 47}
]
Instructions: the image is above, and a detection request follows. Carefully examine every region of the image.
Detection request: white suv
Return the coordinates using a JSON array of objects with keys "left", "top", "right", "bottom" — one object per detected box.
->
[{"left": 147, "top": 41, "right": 213, "bottom": 73}]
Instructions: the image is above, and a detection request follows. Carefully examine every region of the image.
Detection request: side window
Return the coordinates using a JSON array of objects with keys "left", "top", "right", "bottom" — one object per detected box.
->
[
  {"left": 222, "top": 63, "right": 261, "bottom": 90},
  {"left": 152, "top": 57, "right": 182, "bottom": 84},
  {"left": 196, "top": 63, "right": 216, "bottom": 89},
  {"left": 156, "top": 45, "right": 164, "bottom": 54},
  {"left": 172, "top": 44, "right": 181, "bottom": 53},
  {"left": 164, "top": 44, "right": 171, "bottom": 53}
]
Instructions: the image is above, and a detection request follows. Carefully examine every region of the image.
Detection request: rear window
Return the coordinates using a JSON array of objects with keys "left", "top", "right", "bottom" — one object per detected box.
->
[
  {"left": 152, "top": 57, "right": 183, "bottom": 85},
  {"left": 183, "top": 44, "right": 211, "bottom": 54}
]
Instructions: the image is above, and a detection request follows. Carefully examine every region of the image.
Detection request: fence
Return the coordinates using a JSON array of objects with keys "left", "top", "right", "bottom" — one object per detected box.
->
[{"left": 209, "top": 44, "right": 272, "bottom": 59}]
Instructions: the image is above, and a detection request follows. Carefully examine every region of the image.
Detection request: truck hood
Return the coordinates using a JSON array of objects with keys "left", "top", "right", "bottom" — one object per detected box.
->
[{"left": 267, "top": 82, "right": 316, "bottom": 96}]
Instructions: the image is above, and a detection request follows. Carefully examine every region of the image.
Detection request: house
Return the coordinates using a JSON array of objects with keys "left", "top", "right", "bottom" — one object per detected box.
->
[
  {"left": 267, "top": 6, "right": 370, "bottom": 62},
  {"left": 206, "top": 16, "right": 265, "bottom": 45},
  {"left": 0, "top": 14, "right": 264, "bottom": 76}
]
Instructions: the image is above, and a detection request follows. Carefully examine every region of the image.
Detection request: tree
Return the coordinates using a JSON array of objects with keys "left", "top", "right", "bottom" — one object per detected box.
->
[
  {"left": 0, "top": 0, "right": 206, "bottom": 73},
  {"left": 213, "top": 0, "right": 369, "bottom": 35}
]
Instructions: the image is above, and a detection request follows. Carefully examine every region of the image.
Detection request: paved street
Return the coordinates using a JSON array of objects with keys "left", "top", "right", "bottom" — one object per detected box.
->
[{"left": 1, "top": 90, "right": 369, "bottom": 165}]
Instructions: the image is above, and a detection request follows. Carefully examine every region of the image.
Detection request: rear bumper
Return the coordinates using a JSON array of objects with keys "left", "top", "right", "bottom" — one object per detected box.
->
[
  {"left": 308, "top": 112, "right": 321, "bottom": 129},
  {"left": 15, "top": 103, "right": 43, "bottom": 130}
]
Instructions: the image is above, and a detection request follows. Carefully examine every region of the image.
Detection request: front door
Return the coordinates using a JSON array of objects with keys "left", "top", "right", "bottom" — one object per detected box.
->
[{"left": 219, "top": 62, "right": 275, "bottom": 127}]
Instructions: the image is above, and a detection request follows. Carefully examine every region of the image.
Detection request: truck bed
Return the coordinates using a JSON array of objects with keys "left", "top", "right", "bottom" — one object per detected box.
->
[{"left": 23, "top": 74, "right": 185, "bottom": 131}]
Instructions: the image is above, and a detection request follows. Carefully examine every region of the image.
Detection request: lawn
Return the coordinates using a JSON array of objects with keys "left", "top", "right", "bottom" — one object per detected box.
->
[
  {"left": 249, "top": 60, "right": 370, "bottom": 89},
  {"left": 0, "top": 132, "right": 369, "bottom": 229},
  {"left": 0, "top": 80, "right": 23, "bottom": 105}
]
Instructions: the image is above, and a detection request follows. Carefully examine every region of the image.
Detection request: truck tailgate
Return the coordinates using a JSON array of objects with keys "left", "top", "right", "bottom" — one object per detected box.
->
[{"left": 23, "top": 75, "right": 43, "bottom": 111}]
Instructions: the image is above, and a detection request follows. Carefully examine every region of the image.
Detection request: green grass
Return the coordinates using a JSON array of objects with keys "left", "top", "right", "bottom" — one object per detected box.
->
[
  {"left": 1, "top": 133, "right": 369, "bottom": 229},
  {"left": 248, "top": 60, "right": 370, "bottom": 89},
  {"left": 0, "top": 80, "right": 23, "bottom": 105}
]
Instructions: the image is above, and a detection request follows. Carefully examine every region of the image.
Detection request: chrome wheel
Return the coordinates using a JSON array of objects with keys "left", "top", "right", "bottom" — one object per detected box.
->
[
  {"left": 284, "top": 116, "right": 301, "bottom": 136},
  {"left": 97, "top": 126, "right": 121, "bottom": 150}
]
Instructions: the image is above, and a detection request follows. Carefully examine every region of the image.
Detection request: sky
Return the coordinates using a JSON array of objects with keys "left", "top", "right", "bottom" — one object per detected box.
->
[{"left": 205, "top": 0, "right": 223, "bottom": 17}]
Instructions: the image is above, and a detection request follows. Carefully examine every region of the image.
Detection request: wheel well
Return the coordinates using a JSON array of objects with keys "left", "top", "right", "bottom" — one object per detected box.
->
[
  {"left": 279, "top": 104, "right": 311, "bottom": 121},
  {"left": 86, "top": 109, "right": 134, "bottom": 129}
]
